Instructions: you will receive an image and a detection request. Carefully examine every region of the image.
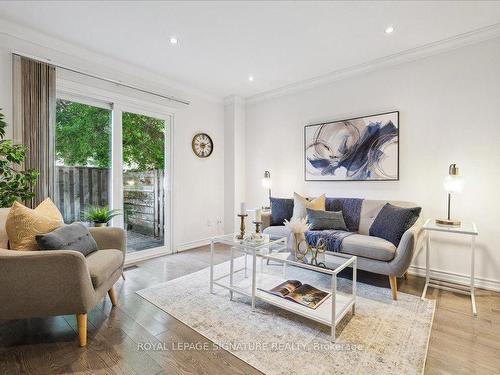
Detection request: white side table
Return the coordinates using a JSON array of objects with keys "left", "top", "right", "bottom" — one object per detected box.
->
[{"left": 421, "top": 218, "right": 479, "bottom": 315}]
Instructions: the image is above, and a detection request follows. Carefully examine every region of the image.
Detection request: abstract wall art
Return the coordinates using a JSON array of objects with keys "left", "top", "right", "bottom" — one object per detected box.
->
[{"left": 304, "top": 111, "right": 399, "bottom": 181}]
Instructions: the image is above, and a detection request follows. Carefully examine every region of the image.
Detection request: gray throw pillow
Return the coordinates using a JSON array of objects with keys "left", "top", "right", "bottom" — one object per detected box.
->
[
  {"left": 369, "top": 203, "right": 422, "bottom": 246},
  {"left": 306, "top": 209, "right": 348, "bottom": 231},
  {"left": 35, "top": 222, "right": 98, "bottom": 256}
]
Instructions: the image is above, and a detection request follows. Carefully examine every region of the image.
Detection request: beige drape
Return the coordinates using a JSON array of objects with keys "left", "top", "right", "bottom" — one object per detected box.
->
[{"left": 13, "top": 55, "right": 56, "bottom": 208}]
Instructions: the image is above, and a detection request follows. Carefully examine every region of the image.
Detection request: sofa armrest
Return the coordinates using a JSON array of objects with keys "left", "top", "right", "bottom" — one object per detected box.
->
[
  {"left": 89, "top": 227, "right": 126, "bottom": 254},
  {"left": 0, "top": 249, "right": 96, "bottom": 319},
  {"left": 389, "top": 218, "right": 424, "bottom": 276},
  {"left": 262, "top": 211, "right": 271, "bottom": 231}
]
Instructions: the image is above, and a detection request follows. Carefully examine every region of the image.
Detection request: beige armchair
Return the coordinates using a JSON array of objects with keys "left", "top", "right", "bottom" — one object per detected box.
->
[{"left": 0, "top": 208, "right": 126, "bottom": 346}]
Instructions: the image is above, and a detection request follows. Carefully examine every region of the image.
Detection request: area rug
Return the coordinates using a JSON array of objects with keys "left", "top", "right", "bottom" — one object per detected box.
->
[{"left": 137, "top": 257, "right": 435, "bottom": 375}]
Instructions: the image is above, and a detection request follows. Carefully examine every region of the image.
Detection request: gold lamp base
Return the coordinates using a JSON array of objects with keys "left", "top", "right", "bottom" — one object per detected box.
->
[{"left": 435, "top": 218, "right": 461, "bottom": 226}]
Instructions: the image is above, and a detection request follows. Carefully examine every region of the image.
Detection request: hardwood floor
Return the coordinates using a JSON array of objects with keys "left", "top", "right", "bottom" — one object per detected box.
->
[{"left": 0, "top": 245, "right": 499, "bottom": 375}]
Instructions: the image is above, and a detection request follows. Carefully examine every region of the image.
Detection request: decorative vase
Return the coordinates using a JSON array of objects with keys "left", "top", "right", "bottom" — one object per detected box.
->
[
  {"left": 292, "top": 232, "right": 308, "bottom": 261},
  {"left": 94, "top": 222, "right": 107, "bottom": 227}
]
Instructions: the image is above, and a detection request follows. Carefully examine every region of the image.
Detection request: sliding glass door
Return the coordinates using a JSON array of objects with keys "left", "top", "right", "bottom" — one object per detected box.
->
[
  {"left": 54, "top": 98, "right": 112, "bottom": 223},
  {"left": 122, "top": 111, "right": 167, "bottom": 253},
  {"left": 55, "top": 92, "right": 172, "bottom": 260}
]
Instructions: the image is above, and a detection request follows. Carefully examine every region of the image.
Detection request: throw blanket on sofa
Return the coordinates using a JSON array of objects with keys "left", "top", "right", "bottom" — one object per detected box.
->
[
  {"left": 305, "top": 198, "right": 363, "bottom": 252},
  {"left": 305, "top": 230, "right": 353, "bottom": 252}
]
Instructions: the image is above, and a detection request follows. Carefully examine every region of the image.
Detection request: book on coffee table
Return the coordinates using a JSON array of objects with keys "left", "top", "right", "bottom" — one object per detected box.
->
[{"left": 259, "top": 280, "right": 330, "bottom": 309}]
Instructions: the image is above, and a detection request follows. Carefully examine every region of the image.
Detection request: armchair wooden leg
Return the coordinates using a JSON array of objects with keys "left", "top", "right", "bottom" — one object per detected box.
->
[
  {"left": 389, "top": 276, "right": 398, "bottom": 300},
  {"left": 404, "top": 271, "right": 409, "bottom": 280},
  {"left": 76, "top": 313, "right": 87, "bottom": 347},
  {"left": 108, "top": 286, "right": 117, "bottom": 306}
]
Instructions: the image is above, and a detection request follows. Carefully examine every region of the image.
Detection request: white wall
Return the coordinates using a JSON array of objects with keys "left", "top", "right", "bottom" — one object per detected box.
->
[
  {"left": 245, "top": 37, "right": 500, "bottom": 289},
  {"left": 0, "top": 40, "right": 225, "bottom": 252},
  {"left": 224, "top": 96, "right": 246, "bottom": 233}
]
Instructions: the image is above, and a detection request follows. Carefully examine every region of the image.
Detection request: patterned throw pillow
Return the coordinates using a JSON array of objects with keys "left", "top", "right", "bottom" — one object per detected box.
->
[
  {"left": 306, "top": 208, "right": 348, "bottom": 231},
  {"left": 292, "top": 192, "right": 325, "bottom": 220},
  {"left": 6, "top": 198, "right": 64, "bottom": 250},
  {"left": 369, "top": 203, "right": 422, "bottom": 246}
]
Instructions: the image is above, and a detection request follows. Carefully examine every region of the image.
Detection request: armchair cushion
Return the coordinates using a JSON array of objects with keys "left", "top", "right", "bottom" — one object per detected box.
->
[
  {"left": 86, "top": 249, "right": 123, "bottom": 288},
  {"left": 36, "top": 222, "right": 98, "bottom": 256}
]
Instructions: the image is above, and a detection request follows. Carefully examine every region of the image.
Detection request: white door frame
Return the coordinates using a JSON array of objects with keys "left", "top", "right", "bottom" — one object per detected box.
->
[
  {"left": 56, "top": 79, "right": 175, "bottom": 265},
  {"left": 119, "top": 105, "right": 173, "bottom": 265}
]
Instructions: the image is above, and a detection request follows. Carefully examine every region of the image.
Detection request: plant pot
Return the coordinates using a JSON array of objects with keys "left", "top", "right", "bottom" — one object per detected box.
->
[{"left": 94, "top": 222, "right": 108, "bottom": 227}]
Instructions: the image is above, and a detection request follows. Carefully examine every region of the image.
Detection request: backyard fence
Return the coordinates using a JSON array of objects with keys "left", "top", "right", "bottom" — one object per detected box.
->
[
  {"left": 54, "top": 166, "right": 110, "bottom": 223},
  {"left": 53, "top": 166, "right": 164, "bottom": 239}
]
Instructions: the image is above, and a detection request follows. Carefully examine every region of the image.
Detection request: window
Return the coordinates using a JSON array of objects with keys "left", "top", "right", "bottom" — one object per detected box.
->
[{"left": 54, "top": 98, "right": 112, "bottom": 223}]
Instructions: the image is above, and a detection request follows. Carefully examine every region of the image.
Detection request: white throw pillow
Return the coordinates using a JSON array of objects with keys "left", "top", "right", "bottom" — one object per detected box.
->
[{"left": 292, "top": 192, "right": 325, "bottom": 220}]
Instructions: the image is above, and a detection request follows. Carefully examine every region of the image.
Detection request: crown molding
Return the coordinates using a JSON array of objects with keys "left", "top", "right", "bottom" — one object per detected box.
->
[
  {"left": 246, "top": 22, "right": 500, "bottom": 104},
  {"left": 0, "top": 17, "right": 224, "bottom": 105},
  {"left": 223, "top": 95, "right": 245, "bottom": 106}
]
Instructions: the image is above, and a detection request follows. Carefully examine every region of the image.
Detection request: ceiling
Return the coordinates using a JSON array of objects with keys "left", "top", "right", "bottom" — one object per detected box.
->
[{"left": 1, "top": 1, "right": 500, "bottom": 98}]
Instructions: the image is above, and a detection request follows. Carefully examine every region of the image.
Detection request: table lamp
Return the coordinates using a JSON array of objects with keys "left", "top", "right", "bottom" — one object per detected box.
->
[
  {"left": 436, "top": 163, "right": 464, "bottom": 226},
  {"left": 262, "top": 171, "right": 272, "bottom": 210}
]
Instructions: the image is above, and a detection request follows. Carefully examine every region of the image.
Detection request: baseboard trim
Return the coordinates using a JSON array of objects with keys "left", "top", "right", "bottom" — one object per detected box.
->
[
  {"left": 175, "top": 238, "right": 212, "bottom": 253},
  {"left": 408, "top": 265, "right": 500, "bottom": 292},
  {"left": 124, "top": 247, "right": 170, "bottom": 266}
]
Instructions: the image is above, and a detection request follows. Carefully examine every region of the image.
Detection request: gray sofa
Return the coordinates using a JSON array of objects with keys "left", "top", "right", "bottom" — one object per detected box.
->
[
  {"left": 262, "top": 199, "right": 424, "bottom": 300},
  {"left": 0, "top": 207, "right": 126, "bottom": 346}
]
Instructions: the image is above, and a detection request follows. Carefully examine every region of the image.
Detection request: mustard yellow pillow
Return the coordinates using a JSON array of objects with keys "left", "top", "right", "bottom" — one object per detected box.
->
[
  {"left": 292, "top": 192, "right": 326, "bottom": 220},
  {"left": 6, "top": 198, "right": 64, "bottom": 251}
]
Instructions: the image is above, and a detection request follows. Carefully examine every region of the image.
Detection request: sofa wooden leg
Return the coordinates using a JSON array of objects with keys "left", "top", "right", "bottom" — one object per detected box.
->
[
  {"left": 76, "top": 313, "right": 87, "bottom": 347},
  {"left": 389, "top": 276, "right": 398, "bottom": 300},
  {"left": 404, "top": 272, "right": 409, "bottom": 280},
  {"left": 108, "top": 286, "right": 117, "bottom": 306}
]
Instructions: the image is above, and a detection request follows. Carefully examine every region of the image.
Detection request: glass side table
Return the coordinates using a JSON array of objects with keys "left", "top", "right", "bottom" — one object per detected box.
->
[{"left": 421, "top": 219, "right": 479, "bottom": 316}]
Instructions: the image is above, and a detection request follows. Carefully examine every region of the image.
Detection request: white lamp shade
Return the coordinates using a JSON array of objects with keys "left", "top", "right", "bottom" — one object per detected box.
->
[
  {"left": 443, "top": 175, "right": 464, "bottom": 193},
  {"left": 262, "top": 177, "right": 272, "bottom": 189}
]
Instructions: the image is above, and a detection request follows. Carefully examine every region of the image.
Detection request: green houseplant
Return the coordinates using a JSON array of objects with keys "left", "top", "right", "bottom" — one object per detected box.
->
[
  {"left": 82, "top": 206, "right": 121, "bottom": 227},
  {"left": 0, "top": 108, "right": 39, "bottom": 208}
]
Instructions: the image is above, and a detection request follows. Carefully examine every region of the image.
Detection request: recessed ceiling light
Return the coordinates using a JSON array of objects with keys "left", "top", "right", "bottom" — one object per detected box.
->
[
  {"left": 385, "top": 26, "right": 394, "bottom": 34},
  {"left": 248, "top": 75, "right": 254, "bottom": 82},
  {"left": 169, "top": 37, "right": 178, "bottom": 45}
]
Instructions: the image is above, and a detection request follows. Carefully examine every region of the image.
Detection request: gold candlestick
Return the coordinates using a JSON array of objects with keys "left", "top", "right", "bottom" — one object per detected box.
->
[{"left": 236, "top": 214, "right": 248, "bottom": 239}]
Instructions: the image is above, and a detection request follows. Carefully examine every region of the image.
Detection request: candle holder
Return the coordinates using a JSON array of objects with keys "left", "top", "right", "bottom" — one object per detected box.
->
[
  {"left": 236, "top": 214, "right": 248, "bottom": 239},
  {"left": 253, "top": 221, "right": 263, "bottom": 234}
]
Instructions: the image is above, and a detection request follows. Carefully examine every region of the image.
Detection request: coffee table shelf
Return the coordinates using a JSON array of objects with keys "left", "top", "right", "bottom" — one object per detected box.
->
[
  {"left": 214, "top": 271, "right": 354, "bottom": 327},
  {"left": 210, "top": 233, "right": 357, "bottom": 342}
]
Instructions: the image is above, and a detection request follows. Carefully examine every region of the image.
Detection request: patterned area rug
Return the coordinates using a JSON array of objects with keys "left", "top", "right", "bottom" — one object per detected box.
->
[{"left": 137, "top": 257, "right": 434, "bottom": 375}]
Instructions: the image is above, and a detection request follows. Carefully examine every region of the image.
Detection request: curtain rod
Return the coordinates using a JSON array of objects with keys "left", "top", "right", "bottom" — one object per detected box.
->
[{"left": 13, "top": 52, "right": 190, "bottom": 106}]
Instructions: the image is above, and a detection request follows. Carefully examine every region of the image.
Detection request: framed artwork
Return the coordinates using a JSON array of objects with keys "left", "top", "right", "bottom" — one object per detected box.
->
[{"left": 304, "top": 111, "right": 399, "bottom": 181}]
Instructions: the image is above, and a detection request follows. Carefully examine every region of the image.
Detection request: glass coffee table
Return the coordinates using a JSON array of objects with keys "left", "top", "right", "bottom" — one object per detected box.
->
[{"left": 210, "top": 233, "right": 357, "bottom": 342}]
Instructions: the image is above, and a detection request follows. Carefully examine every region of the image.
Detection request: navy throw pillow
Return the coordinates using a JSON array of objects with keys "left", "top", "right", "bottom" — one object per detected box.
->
[
  {"left": 270, "top": 197, "right": 294, "bottom": 226},
  {"left": 369, "top": 204, "right": 422, "bottom": 246},
  {"left": 306, "top": 208, "right": 348, "bottom": 231},
  {"left": 36, "top": 222, "right": 99, "bottom": 256}
]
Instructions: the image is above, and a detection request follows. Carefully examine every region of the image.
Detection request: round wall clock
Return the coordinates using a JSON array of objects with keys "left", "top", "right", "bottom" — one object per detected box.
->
[{"left": 191, "top": 133, "right": 213, "bottom": 158}]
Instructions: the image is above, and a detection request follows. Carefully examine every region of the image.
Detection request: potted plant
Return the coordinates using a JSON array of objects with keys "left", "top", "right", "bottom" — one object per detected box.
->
[
  {"left": 82, "top": 206, "right": 121, "bottom": 227},
  {"left": 0, "top": 108, "right": 39, "bottom": 207}
]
